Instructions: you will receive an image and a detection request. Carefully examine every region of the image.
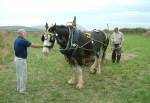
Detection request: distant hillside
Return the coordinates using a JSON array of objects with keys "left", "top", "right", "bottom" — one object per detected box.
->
[
  {"left": 32, "top": 24, "right": 87, "bottom": 31},
  {"left": 31, "top": 25, "right": 45, "bottom": 30},
  {"left": 0, "top": 26, "right": 44, "bottom": 31}
]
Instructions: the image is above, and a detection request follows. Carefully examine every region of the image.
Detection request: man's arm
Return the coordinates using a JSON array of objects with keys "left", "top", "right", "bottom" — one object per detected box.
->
[
  {"left": 119, "top": 32, "right": 124, "bottom": 47},
  {"left": 30, "top": 44, "right": 43, "bottom": 48}
]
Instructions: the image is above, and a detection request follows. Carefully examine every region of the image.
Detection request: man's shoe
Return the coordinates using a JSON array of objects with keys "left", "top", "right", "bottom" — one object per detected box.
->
[{"left": 19, "top": 91, "right": 25, "bottom": 95}]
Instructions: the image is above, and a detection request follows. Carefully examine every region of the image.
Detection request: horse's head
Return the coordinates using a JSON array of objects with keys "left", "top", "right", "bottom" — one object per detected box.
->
[
  {"left": 44, "top": 23, "right": 69, "bottom": 50},
  {"left": 41, "top": 23, "right": 56, "bottom": 55}
]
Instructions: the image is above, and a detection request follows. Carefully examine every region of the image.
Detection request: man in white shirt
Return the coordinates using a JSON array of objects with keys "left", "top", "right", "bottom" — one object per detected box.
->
[{"left": 111, "top": 27, "right": 124, "bottom": 63}]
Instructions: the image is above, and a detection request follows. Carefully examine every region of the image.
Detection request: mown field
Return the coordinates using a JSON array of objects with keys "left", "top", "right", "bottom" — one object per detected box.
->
[{"left": 0, "top": 31, "right": 150, "bottom": 103}]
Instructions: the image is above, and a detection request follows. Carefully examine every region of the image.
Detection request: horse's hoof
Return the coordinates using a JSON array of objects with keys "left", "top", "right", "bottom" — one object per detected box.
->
[
  {"left": 76, "top": 84, "right": 84, "bottom": 89},
  {"left": 89, "top": 69, "right": 96, "bottom": 74},
  {"left": 68, "top": 79, "right": 76, "bottom": 85},
  {"left": 96, "top": 70, "right": 101, "bottom": 75}
]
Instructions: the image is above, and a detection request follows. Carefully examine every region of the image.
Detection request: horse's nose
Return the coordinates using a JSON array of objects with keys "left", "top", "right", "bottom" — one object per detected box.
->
[{"left": 42, "top": 47, "right": 50, "bottom": 56}]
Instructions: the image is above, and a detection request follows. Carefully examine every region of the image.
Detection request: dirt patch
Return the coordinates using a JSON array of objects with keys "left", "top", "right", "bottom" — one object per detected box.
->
[
  {"left": 144, "top": 30, "right": 150, "bottom": 37},
  {"left": 64, "top": 52, "right": 136, "bottom": 64},
  {"left": 0, "top": 65, "right": 8, "bottom": 70},
  {"left": 106, "top": 52, "right": 136, "bottom": 60}
]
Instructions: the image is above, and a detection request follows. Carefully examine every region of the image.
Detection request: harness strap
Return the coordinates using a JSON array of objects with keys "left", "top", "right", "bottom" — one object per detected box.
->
[
  {"left": 65, "top": 27, "right": 72, "bottom": 50},
  {"left": 65, "top": 27, "right": 79, "bottom": 50},
  {"left": 57, "top": 34, "right": 109, "bottom": 51},
  {"left": 59, "top": 28, "right": 108, "bottom": 51}
]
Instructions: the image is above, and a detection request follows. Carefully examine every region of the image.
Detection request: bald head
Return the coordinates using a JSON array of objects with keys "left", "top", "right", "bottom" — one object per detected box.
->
[{"left": 17, "top": 29, "right": 26, "bottom": 37}]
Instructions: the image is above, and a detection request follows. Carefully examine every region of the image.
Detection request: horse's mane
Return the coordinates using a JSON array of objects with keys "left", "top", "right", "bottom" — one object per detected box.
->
[
  {"left": 56, "top": 25, "right": 67, "bottom": 29},
  {"left": 56, "top": 25, "right": 88, "bottom": 37},
  {"left": 54, "top": 25, "right": 95, "bottom": 45}
]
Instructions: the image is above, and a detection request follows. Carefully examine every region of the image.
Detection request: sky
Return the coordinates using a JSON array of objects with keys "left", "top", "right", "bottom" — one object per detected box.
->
[{"left": 0, "top": 0, "right": 150, "bottom": 30}]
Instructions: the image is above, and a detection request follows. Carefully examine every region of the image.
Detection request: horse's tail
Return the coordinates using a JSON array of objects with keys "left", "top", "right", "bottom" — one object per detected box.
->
[{"left": 102, "top": 36, "right": 109, "bottom": 61}]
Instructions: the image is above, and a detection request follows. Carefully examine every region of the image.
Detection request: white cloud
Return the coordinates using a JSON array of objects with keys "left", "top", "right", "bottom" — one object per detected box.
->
[
  {"left": 0, "top": 0, "right": 137, "bottom": 13},
  {"left": 110, "top": 11, "right": 150, "bottom": 16},
  {"left": 0, "top": 0, "right": 150, "bottom": 29}
]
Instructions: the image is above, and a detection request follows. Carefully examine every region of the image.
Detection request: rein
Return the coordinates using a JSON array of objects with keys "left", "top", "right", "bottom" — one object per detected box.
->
[
  {"left": 65, "top": 27, "right": 72, "bottom": 50},
  {"left": 49, "top": 26, "right": 108, "bottom": 51},
  {"left": 58, "top": 39, "right": 107, "bottom": 51}
]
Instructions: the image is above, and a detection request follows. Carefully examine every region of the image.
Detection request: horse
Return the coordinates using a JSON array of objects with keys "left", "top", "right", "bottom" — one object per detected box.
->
[{"left": 41, "top": 23, "right": 109, "bottom": 89}]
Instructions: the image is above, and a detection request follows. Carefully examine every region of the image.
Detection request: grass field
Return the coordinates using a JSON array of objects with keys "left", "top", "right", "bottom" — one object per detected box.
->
[{"left": 0, "top": 33, "right": 150, "bottom": 103}]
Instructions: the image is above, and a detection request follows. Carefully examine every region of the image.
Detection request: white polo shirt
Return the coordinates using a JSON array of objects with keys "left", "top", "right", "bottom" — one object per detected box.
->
[{"left": 111, "top": 31, "right": 124, "bottom": 44}]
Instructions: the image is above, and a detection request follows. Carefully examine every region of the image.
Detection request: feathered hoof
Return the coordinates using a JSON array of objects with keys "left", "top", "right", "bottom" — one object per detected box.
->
[
  {"left": 89, "top": 69, "right": 96, "bottom": 74},
  {"left": 96, "top": 70, "right": 101, "bottom": 75},
  {"left": 68, "top": 79, "right": 76, "bottom": 85},
  {"left": 76, "top": 83, "right": 84, "bottom": 89}
]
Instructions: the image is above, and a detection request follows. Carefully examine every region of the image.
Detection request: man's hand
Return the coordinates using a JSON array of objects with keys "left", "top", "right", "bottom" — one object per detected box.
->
[{"left": 30, "top": 44, "right": 43, "bottom": 48}]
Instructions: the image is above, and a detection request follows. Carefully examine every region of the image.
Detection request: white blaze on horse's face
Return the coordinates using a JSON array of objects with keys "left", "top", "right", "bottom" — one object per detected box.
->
[
  {"left": 42, "top": 34, "right": 52, "bottom": 56},
  {"left": 43, "top": 34, "right": 52, "bottom": 46}
]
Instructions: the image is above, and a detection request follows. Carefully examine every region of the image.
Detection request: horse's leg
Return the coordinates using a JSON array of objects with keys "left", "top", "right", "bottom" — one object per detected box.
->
[
  {"left": 68, "top": 65, "right": 77, "bottom": 85},
  {"left": 76, "top": 65, "right": 84, "bottom": 89},
  {"left": 90, "top": 56, "right": 98, "bottom": 74},
  {"left": 96, "top": 50, "right": 103, "bottom": 74},
  {"left": 96, "top": 58, "right": 102, "bottom": 74}
]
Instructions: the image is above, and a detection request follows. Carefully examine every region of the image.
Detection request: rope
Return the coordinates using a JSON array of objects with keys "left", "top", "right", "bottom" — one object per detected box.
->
[
  {"left": 65, "top": 27, "right": 72, "bottom": 50},
  {"left": 52, "top": 38, "right": 108, "bottom": 51},
  {"left": 44, "top": 27, "right": 109, "bottom": 52}
]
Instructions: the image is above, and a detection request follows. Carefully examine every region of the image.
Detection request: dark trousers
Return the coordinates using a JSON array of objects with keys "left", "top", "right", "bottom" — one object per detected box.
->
[{"left": 112, "top": 44, "right": 121, "bottom": 63}]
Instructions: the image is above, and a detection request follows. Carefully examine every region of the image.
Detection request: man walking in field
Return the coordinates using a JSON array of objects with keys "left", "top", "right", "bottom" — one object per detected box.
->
[
  {"left": 111, "top": 27, "right": 124, "bottom": 63},
  {"left": 14, "top": 29, "right": 43, "bottom": 94}
]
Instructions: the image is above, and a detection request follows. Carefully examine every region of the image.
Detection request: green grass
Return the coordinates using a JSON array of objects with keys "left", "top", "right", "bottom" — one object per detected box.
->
[{"left": 0, "top": 34, "right": 150, "bottom": 103}]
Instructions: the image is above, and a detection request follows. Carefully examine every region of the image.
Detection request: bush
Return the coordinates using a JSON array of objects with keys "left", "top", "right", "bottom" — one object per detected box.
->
[
  {"left": 120, "top": 28, "right": 147, "bottom": 34},
  {"left": 0, "top": 30, "right": 14, "bottom": 64}
]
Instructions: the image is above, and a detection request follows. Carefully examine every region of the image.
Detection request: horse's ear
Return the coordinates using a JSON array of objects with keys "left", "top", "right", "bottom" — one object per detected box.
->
[
  {"left": 45, "top": 22, "right": 49, "bottom": 30},
  {"left": 73, "top": 16, "right": 76, "bottom": 27},
  {"left": 53, "top": 23, "right": 56, "bottom": 29}
]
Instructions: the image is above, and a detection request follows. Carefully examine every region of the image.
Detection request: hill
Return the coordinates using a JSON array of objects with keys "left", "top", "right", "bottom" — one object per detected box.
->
[{"left": 0, "top": 25, "right": 43, "bottom": 31}]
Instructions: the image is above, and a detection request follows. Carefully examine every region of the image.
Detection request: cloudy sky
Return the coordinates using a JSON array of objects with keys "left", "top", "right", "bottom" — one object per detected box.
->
[{"left": 0, "top": 0, "right": 150, "bottom": 30}]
